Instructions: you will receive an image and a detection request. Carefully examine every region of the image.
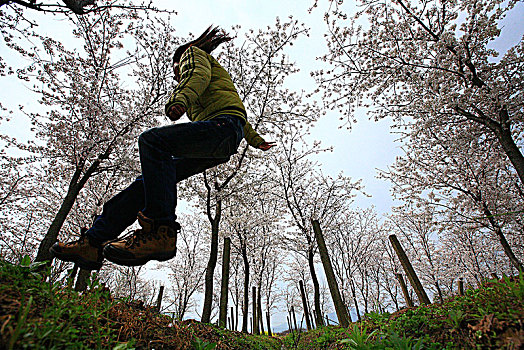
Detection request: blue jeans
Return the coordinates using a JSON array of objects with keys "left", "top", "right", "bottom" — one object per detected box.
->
[{"left": 86, "top": 115, "right": 245, "bottom": 245}]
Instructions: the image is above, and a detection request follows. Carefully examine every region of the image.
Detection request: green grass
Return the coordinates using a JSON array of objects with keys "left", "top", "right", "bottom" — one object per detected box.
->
[
  {"left": 1, "top": 257, "right": 522, "bottom": 349},
  {"left": 0, "top": 257, "right": 131, "bottom": 349},
  {"left": 282, "top": 273, "right": 524, "bottom": 349},
  {"left": 0, "top": 257, "right": 281, "bottom": 350}
]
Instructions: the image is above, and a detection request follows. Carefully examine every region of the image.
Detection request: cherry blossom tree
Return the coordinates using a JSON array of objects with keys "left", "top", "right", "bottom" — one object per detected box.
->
[
  {"left": 0, "top": 0, "right": 170, "bottom": 19},
  {"left": 99, "top": 264, "right": 159, "bottom": 302},
  {"left": 0, "top": 152, "right": 45, "bottom": 261},
  {"left": 163, "top": 213, "right": 208, "bottom": 320},
  {"left": 327, "top": 207, "right": 395, "bottom": 317},
  {"left": 281, "top": 251, "right": 336, "bottom": 329},
  {"left": 13, "top": 10, "right": 178, "bottom": 263},
  {"left": 380, "top": 120, "right": 523, "bottom": 272},
  {"left": 270, "top": 120, "right": 362, "bottom": 325},
  {"left": 0, "top": 6, "right": 179, "bottom": 269},
  {"left": 315, "top": 0, "right": 524, "bottom": 186},
  {"left": 223, "top": 175, "right": 285, "bottom": 332}
]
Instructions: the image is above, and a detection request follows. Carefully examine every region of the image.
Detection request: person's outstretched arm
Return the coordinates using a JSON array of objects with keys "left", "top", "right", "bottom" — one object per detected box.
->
[{"left": 243, "top": 121, "right": 276, "bottom": 151}]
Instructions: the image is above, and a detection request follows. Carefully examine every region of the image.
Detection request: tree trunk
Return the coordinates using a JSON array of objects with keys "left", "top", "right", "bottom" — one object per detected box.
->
[
  {"left": 74, "top": 268, "right": 91, "bottom": 292},
  {"left": 434, "top": 280, "right": 444, "bottom": 304},
  {"left": 241, "top": 239, "right": 250, "bottom": 333},
  {"left": 230, "top": 307, "right": 235, "bottom": 331},
  {"left": 61, "top": 0, "right": 95, "bottom": 14},
  {"left": 312, "top": 220, "right": 350, "bottom": 327},
  {"left": 201, "top": 202, "right": 221, "bottom": 323},
  {"left": 389, "top": 235, "right": 431, "bottom": 305},
  {"left": 350, "top": 279, "right": 361, "bottom": 321},
  {"left": 252, "top": 286, "right": 259, "bottom": 335},
  {"left": 36, "top": 173, "right": 83, "bottom": 263},
  {"left": 458, "top": 278, "right": 464, "bottom": 296},
  {"left": 235, "top": 303, "right": 239, "bottom": 331},
  {"left": 307, "top": 246, "right": 324, "bottom": 327},
  {"left": 266, "top": 310, "right": 272, "bottom": 336},
  {"left": 36, "top": 158, "right": 103, "bottom": 263},
  {"left": 492, "top": 110, "right": 524, "bottom": 187},
  {"left": 291, "top": 305, "right": 298, "bottom": 332},
  {"left": 395, "top": 273, "right": 413, "bottom": 307},
  {"left": 257, "top": 288, "right": 264, "bottom": 334},
  {"left": 482, "top": 205, "right": 523, "bottom": 272},
  {"left": 155, "top": 286, "right": 164, "bottom": 313},
  {"left": 299, "top": 280, "right": 312, "bottom": 330},
  {"left": 219, "top": 237, "right": 231, "bottom": 328}
]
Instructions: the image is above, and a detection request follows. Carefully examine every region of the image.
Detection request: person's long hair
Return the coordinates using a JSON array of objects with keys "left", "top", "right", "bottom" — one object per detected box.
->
[{"left": 173, "top": 26, "right": 232, "bottom": 64}]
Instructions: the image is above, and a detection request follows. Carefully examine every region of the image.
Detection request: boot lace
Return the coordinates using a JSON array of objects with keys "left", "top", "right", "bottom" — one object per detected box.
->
[
  {"left": 121, "top": 229, "right": 155, "bottom": 249},
  {"left": 65, "top": 236, "right": 88, "bottom": 247}
]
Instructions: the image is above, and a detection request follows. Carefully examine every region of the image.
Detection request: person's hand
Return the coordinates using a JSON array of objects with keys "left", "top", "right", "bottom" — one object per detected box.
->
[
  {"left": 167, "top": 104, "right": 186, "bottom": 122},
  {"left": 258, "top": 141, "right": 276, "bottom": 151}
]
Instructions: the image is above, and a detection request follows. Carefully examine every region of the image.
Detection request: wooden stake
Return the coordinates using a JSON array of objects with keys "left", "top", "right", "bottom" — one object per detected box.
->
[
  {"left": 389, "top": 235, "right": 431, "bottom": 305},
  {"left": 312, "top": 219, "right": 351, "bottom": 327}
]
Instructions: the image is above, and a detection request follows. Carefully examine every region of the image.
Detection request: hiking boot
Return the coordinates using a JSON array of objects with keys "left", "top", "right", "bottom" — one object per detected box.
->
[
  {"left": 49, "top": 235, "right": 103, "bottom": 270},
  {"left": 102, "top": 212, "right": 179, "bottom": 266}
]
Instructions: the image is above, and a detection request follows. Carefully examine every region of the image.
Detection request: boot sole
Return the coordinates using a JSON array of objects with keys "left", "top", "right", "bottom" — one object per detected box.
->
[
  {"left": 102, "top": 245, "right": 176, "bottom": 267},
  {"left": 49, "top": 246, "right": 103, "bottom": 271}
]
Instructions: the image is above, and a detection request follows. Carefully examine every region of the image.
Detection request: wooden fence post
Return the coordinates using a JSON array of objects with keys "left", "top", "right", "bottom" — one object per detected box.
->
[
  {"left": 395, "top": 273, "right": 414, "bottom": 307},
  {"left": 388, "top": 234, "right": 431, "bottom": 305},
  {"left": 74, "top": 269, "right": 91, "bottom": 292},
  {"left": 312, "top": 219, "right": 351, "bottom": 327}
]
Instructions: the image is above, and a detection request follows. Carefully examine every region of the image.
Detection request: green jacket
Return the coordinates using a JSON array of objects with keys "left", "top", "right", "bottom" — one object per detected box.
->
[{"left": 165, "top": 46, "right": 265, "bottom": 148}]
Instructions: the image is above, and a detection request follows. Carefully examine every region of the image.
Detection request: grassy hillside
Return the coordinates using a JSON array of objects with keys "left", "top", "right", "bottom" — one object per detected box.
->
[
  {"left": 282, "top": 274, "right": 523, "bottom": 349},
  {"left": 0, "top": 258, "right": 522, "bottom": 349},
  {"left": 0, "top": 258, "right": 279, "bottom": 349}
]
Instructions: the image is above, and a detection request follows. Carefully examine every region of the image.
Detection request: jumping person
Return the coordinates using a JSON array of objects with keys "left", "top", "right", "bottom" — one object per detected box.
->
[{"left": 50, "top": 26, "right": 274, "bottom": 270}]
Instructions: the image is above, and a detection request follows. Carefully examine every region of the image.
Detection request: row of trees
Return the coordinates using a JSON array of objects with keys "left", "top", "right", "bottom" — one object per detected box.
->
[{"left": 0, "top": 0, "right": 522, "bottom": 331}]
